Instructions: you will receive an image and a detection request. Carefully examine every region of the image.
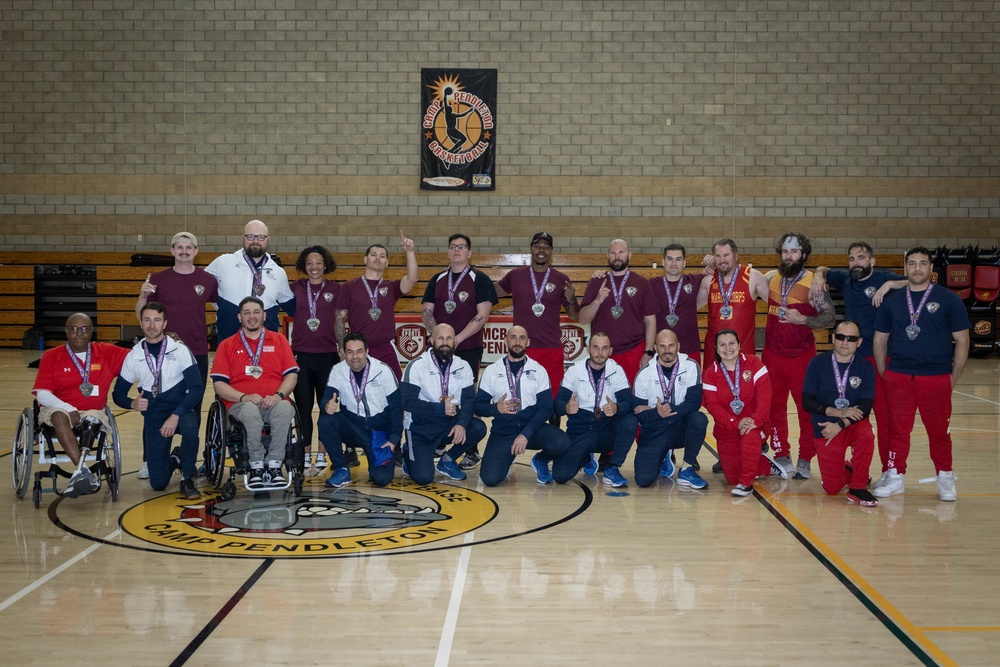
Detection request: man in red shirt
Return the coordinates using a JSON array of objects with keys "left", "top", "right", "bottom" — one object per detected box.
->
[
  {"left": 210, "top": 297, "right": 299, "bottom": 489},
  {"left": 698, "top": 238, "right": 770, "bottom": 360},
  {"left": 31, "top": 313, "right": 129, "bottom": 498}
]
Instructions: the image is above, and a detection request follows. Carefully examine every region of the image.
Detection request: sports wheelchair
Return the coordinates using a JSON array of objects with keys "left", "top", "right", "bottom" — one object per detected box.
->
[
  {"left": 11, "top": 402, "right": 122, "bottom": 508},
  {"left": 202, "top": 396, "right": 305, "bottom": 500}
]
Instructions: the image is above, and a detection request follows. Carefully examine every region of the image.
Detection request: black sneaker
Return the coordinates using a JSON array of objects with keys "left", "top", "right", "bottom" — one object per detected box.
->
[
  {"left": 712, "top": 461, "right": 723, "bottom": 474},
  {"left": 248, "top": 468, "right": 265, "bottom": 488},
  {"left": 169, "top": 447, "right": 181, "bottom": 474},
  {"left": 179, "top": 478, "right": 201, "bottom": 500},
  {"left": 459, "top": 449, "right": 481, "bottom": 471},
  {"left": 267, "top": 466, "right": 286, "bottom": 486},
  {"left": 345, "top": 447, "right": 360, "bottom": 468}
]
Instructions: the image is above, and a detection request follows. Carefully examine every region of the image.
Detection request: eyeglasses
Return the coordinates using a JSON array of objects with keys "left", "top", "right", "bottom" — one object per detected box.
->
[
  {"left": 448, "top": 244, "right": 469, "bottom": 251},
  {"left": 833, "top": 333, "right": 861, "bottom": 342},
  {"left": 67, "top": 326, "right": 92, "bottom": 334},
  {"left": 244, "top": 234, "right": 268, "bottom": 242}
]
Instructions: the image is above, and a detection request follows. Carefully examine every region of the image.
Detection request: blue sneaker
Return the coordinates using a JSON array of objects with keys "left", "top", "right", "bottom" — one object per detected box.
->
[
  {"left": 324, "top": 467, "right": 352, "bottom": 488},
  {"left": 659, "top": 453, "right": 676, "bottom": 478},
  {"left": 436, "top": 457, "right": 467, "bottom": 481},
  {"left": 602, "top": 465, "right": 627, "bottom": 487},
  {"left": 677, "top": 466, "right": 708, "bottom": 490},
  {"left": 582, "top": 454, "right": 599, "bottom": 476},
  {"left": 531, "top": 453, "right": 553, "bottom": 484}
]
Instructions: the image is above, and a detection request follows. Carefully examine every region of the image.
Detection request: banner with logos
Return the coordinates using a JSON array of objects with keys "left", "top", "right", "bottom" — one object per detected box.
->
[{"left": 420, "top": 68, "right": 497, "bottom": 191}]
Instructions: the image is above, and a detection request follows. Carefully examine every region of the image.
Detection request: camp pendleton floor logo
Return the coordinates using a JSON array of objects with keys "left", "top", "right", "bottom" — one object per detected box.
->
[
  {"left": 421, "top": 68, "right": 497, "bottom": 191},
  {"left": 119, "top": 479, "right": 498, "bottom": 558}
]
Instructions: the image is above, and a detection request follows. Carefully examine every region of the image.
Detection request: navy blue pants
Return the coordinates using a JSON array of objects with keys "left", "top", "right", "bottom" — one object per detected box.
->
[
  {"left": 143, "top": 404, "right": 200, "bottom": 491},
  {"left": 316, "top": 411, "right": 395, "bottom": 487},
  {"left": 405, "top": 418, "right": 487, "bottom": 485},
  {"left": 633, "top": 411, "right": 708, "bottom": 488},
  {"left": 553, "top": 412, "right": 638, "bottom": 484},
  {"left": 480, "top": 424, "right": 572, "bottom": 487}
]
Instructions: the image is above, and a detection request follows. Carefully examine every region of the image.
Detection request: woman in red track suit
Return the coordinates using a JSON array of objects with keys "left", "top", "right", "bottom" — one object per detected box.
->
[{"left": 702, "top": 329, "right": 786, "bottom": 497}]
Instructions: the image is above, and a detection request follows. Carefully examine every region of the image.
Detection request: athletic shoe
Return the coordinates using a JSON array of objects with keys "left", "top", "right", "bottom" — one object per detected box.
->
[
  {"left": 582, "top": 454, "right": 599, "bottom": 476},
  {"left": 325, "top": 467, "right": 352, "bottom": 488},
  {"left": 712, "top": 461, "right": 723, "bottom": 474},
  {"left": 267, "top": 466, "right": 286, "bottom": 486},
  {"left": 138, "top": 462, "right": 150, "bottom": 479},
  {"left": 659, "top": 453, "right": 676, "bottom": 478},
  {"left": 179, "top": 478, "right": 201, "bottom": 500},
  {"left": 63, "top": 467, "right": 95, "bottom": 499},
  {"left": 458, "top": 449, "right": 481, "bottom": 471},
  {"left": 247, "top": 467, "right": 265, "bottom": 489},
  {"left": 763, "top": 452, "right": 789, "bottom": 480},
  {"left": 936, "top": 470, "right": 957, "bottom": 502},
  {"left": 872, "top": 469, "right": 891, "bottom": 490},
  {"left": 345, "top": 448, "right": 360, "bottom": 468},
  {"left": 531, "top": 453, "right": 553, "bottom": 484},
  {"left": 677, "top": 466, "right": 708, "bottom": 490},
  {"left": 847, "top": 488, "right": 878, "bottom": 507},
  {"left": 774, "top": 456, "right": 794, "bottom": 474},
  {"left": 436, "top": 457, "right": 467, "bottom": 481},
  {"left": 872, "top": 468, "right": 904, "bottom": 498},
  {"left": 602, "top": 465, "right": 627, "bottom": 487},
  {"left": 731, "top": 484, "right": 753, "bottom": 497},
  {"left": 169, "top": 447, "right": 181, "bottom": 474},
  {"left": 315, "top": 453, "right": 328, "bottom": 471},
  {"left": 793, "top": 458, "right": 811, "bottom": 480}
]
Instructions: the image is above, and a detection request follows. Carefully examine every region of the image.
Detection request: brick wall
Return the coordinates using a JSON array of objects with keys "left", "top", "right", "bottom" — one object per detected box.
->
[{"left": 2, "top": 0, "right": 997, "bottom": 257}]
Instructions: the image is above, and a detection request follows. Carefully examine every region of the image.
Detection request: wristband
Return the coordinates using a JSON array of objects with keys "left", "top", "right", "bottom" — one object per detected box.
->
[
  {"left": 238, "top": 394, "right": 245, "bottom": 402},
  {"left": 276, "top": 391, "right": 286, "bottom": 399},
  {"left": 645, "top": 350, "right": 655, "bottom": 356}
]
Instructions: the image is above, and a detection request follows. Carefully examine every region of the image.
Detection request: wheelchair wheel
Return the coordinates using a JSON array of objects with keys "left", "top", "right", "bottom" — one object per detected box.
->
[
  {"left": 221, "top": 480, "right": 237, "bottom": 501},
  {"left": 32, "top": 485, "right": 41, "bottom": 509},
  {"left": 12, "top": 408, "right": 34, "bottom": 499},
  {"left": 204, "top": 399, "right": 227, "bottom": 489},
  {"left": 103, "top": 406, "right": 122, "bottom": 502}
]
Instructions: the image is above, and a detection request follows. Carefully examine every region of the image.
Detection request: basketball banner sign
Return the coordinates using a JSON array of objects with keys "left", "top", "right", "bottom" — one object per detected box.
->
[{"left": 420, "top": 68, "right": 497, "bottom": 191}]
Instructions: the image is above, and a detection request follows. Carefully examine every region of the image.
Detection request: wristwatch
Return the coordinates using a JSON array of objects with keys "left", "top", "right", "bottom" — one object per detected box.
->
[
  {"left": 645, "top": 349, "right": 655, "bottom": 356},
  {"left": 276, "top": 391, "right": 286, "bottom": 399}
]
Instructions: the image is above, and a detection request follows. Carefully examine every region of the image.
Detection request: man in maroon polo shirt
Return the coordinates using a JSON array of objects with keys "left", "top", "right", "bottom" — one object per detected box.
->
[{"left": 650, "top": 243, "right": 707, "bottom": 367}]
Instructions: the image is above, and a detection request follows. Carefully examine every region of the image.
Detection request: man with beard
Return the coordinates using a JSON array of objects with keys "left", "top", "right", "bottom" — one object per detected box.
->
[
  {"left": 317, "top": 332, "right": 401, "bottom": 489},
  {"left": 210, "top": 297, "right": 299, "bottom": 489},
  {"left": 873, "top": 246, "right": 969, "bottom": 501},
  {"left": 495, "top": 232, "right": 579, "bottom": 404},
  {"left": 631, "top": 329, "right": 709, "bottom": 489},
  {"left": 554, "top": 332, "right": 637, "bottom": 484},
  {"left": 579, "top": 239, "right": 658, "bottom": 385},
  {"left": 335, "top": 230, "right": 419, "bottom": 381},
  {"left": 206, "top": 219, "right": 295, "bottom": 342},
  {"left": 810, "top": 242, "right": 906, "bottom": 483},
  {"left": 698, "top": 238, "right": 770, "bottom": 360},
  {"left": 31, "top": 313, "right": 130, "bottom": 498},
  {"left": 113, "top": 302, "right": 203, "bottom": 499},
  {"left": 475, "top": 326, "right": 571, "bottom": 486},
  {"left": 762, "top": 232, "right": 835, "bottom": 479},
  {"left": 401, "top": 323, "right": 487, "bottom": 484}
]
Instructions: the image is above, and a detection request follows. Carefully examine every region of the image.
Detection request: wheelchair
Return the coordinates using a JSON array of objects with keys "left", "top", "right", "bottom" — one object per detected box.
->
[
  {"left": 11, "top": 402, "right": 122, "bottom": 508},
  {"left": 202, "top": 396, "right": 304, "bottom": 500}
]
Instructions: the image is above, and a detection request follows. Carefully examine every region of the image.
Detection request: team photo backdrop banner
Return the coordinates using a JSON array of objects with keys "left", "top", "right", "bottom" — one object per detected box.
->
[{"left": 420, "top": 68, "right": 497, "bottom": 191}]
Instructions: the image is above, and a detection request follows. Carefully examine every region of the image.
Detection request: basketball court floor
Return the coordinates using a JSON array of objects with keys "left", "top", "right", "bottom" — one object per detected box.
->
[{"left": 1, "top": 348, "right": 998, "bottom": 666}]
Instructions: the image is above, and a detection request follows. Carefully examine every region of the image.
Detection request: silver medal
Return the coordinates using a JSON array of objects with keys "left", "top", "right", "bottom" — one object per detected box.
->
[
  {"left": 666, "top": 314, "right": 679, "bottom": 327},
  {"left": 777, "top": 307, "right": 788, "bottom": 321},
  {"left": 306, "top": 318, "right": 320, "bottom": 331},
  {"left": 834, "top": 398, "right": 850, "bottom": 410},
  {"left": 253, "top": 283, "right": 265, "bottom": 296},
  {"left": 444, "top": 300, "right": 457, "bottom": 314},
  {"left": 730, "top": 399, "right": 744, "bottom": 415},
  {"left": 720, "top": 306, "right": 733, "bottom": 319},
  {"left": 531, "top": 303, "right": 545, "bottom": 317},
  {"left": 905, "top": 324, "right": 920, "bottom": 340},
  {"left": 248, "top": 365, "right": 263, "bottom": 379},
  {"left": 369, "top": 308, "right": 382, "bottom": 321},
  {"left": 79, "top": 382, "right": 94, "bottom": 397},
  {"left": 610, "top": 305, "right": 624, "bottom": 319}
]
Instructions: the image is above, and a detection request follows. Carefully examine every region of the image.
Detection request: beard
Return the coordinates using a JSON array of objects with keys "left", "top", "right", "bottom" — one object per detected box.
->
[
  {"left": 850, "top": 264, "right": 873, "bottom": 280},
  {"left": 778, "top": 258, "right": 807, "bottom": 279},
  {"left": 245, "top": 246, "right": 265, "bottom": 259},
  {"left": 608, "top": 258, "right": 629, "bottom": 272},
  {"left": 508, "top": 346, "right": 526, "bottom": 360},
  {"left": 433, "top": 346, "right": 454, "bottom": 365}
]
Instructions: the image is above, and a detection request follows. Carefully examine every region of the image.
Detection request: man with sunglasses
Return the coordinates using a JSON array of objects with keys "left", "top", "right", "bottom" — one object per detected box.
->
[
  {"left": 206, "top": 219, "right": 295, "bottom": 342},
  {"left": 801, "top": 320, "right": 878, "bottom": 507},
  {"left": 30, "top": 313, "right": 129, "bottom": 498}
]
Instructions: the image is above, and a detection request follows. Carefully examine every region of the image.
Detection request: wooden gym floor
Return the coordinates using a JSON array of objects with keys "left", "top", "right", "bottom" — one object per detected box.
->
[{"left": 0, "top": 348, "right": 998, "bottom": 666}]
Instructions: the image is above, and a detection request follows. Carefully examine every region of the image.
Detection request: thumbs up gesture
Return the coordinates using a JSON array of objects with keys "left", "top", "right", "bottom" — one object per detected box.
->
[
  {"left": 565, "top": 391, "right": 579, "bottom": 415},
  {"left": 443, "top": 393, "right": 458, "bottom": 417},
  {"left": 602, "top": 394, "right": 618, "bottom": 417},
  {"left": 324, "top": 393, "right": 341, "bottom": 414},
  {"left": 496, "top": 392, "right": 513, "bottom": 415},
  {"left": 133, "top": 389, "right": 149, "bottom": 412}
]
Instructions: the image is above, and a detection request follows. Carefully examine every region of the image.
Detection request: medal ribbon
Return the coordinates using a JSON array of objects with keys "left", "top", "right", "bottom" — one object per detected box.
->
[
  {"left": 608, "top": 270, "right": 630, "bottom": 310},
  {"left": 529, "top": 267, "right": 552, "bottom": 307},
  {"left": 906, "top": 284, "right": 934, "bottom": 328},
  {"left": 362, "top": 277, "right": 384, "bottom": 312},
  {"left": 717, "top": 265, "right": 739, "bottom": 310},
  {"left": 655, "top": 360, "right": 681, "bottom": 404},
  {"left": 242, "top": 251, "right": 268, "bottom": 296},
  {"left": 587, "top": 365, "right": 607, "bottom": 414},
  {"left": 831, "top": 354, "right": 853, "bottom": 404},
  {"left": 662, "top": 276, "right": 682, "bottom": 317},
  {"left": 66, "top": 343, "right": 92, "bottom": 385},
  {"left": 239, "top": 329, "right": 266, "bottom": 367},
  {"left": 434, "top": 354, "right": 452, "bottom": 399},
  {"left": 446, "top": 266, "right": 472, "bottom": 304},
  {"left": 141, "top": 339, "right": 168, "bottom": 395},
  {"left": 349, "top": 361, "right": 371, "bottom": 415},
  {"left": 503, "top": 357, "right": 525, "bottom": 404},
  {"left": 720, "top": 358, "right": 742, "bottom": 408},
  {"left": 306, "top": 280, "right": 326, "bottom": 320},
  {"left": 780, "top": 269, "right": 806, "bottom": 308}
]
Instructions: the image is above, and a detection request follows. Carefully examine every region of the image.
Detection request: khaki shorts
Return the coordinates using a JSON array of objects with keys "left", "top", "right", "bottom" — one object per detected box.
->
[{"left": 38, "top": 407, "right": 111, "bottom": 432}]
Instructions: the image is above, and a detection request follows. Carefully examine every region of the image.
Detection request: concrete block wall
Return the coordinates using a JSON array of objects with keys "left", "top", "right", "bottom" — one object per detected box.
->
[{"left": 1, "top": 0, "right": 997, "bottom": 258}]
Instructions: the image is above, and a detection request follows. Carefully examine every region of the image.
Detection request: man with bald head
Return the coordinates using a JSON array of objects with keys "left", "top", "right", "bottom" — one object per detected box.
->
[
  {"left": 31, "top": 313, "right": 129, "bottom": 498},
  {"left": 206, "top": 219, "right": 295, "bottom": 342},
  {"left": 631, "top": 329, "right": 709, "bottom": 489},
  {"left": 401, "top": 323, "right": 486, "bottom": 484}
]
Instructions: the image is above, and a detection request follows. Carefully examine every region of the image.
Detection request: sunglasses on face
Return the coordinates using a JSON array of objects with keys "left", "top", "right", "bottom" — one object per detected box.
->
[{"left": 833, "top": 333, "right": 861, "bottom": 342}]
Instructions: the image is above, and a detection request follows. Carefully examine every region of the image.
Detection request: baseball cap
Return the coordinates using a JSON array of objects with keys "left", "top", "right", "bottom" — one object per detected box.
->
[
  {"left": 171, "top": 232, "right": 198, "bottom": 247},
  {"left": 530, "top": 232, "right": 554, "bottom": 247}
]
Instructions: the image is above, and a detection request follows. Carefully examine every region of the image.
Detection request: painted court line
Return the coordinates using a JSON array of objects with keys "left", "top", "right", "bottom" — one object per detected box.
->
[
  {"left": 0, "top": 528, "right": 120, "bottom": 613},
  {"left": 954, "top": 390, "right": 1000, "bottom": 407}
]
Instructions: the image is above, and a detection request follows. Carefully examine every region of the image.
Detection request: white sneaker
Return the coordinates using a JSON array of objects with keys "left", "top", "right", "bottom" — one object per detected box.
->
[
  {"left": 138, "top": 462, "right": 150, "bottom": 479},
  {"left": 872, "top": 469, "right": 891, "bottom": 490},
  {"left": 315, "top": 453, "right": 328, "bottom": 471},
  {"left": 936, "top": 470, "right": 957, "bottom": 502},
  {"left": 872, "top": 468, "right": 904, "bottom": 498}
]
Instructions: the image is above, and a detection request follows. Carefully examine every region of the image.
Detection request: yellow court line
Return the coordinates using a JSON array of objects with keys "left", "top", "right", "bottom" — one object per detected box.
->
[
  {"left": 920, "top": 626, "right": 1000, "bottom": 633},
  {"left": 757, "top": 486, "right": 958, "bottom": 667}
]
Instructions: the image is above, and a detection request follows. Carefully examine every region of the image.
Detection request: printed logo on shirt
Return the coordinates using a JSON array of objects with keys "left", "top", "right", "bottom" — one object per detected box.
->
[
  {"left": 626, "top": 286, "right": 637, "bottom": 297},
  {"left": 194, "top": 284, "right": 206, "bottom": 296},
  {"left": 324, "top": 292, "right": 334, "bottom": 302},
  {"left": 926, "top": 302, "right": 940, "bottom": 313}
]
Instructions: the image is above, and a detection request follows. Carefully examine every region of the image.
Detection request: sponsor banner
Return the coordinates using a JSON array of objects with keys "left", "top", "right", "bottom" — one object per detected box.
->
[
  {"left": 420, "top": 68, "right": 497, "bottom": 191},
  {"left": 393, "top": 315, "right": 589, "bottom": 368}
]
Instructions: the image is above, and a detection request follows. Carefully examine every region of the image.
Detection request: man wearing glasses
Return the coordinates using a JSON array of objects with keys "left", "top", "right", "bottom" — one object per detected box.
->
[
  {"left": 30, "top": 313, "right": 130, "bottom": 498},
  {"left": 421, "top": 233, "right": 498, "bottom": 469},
  {"left": 206, "top": 219, "right": 295, "bottom": 342}
]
